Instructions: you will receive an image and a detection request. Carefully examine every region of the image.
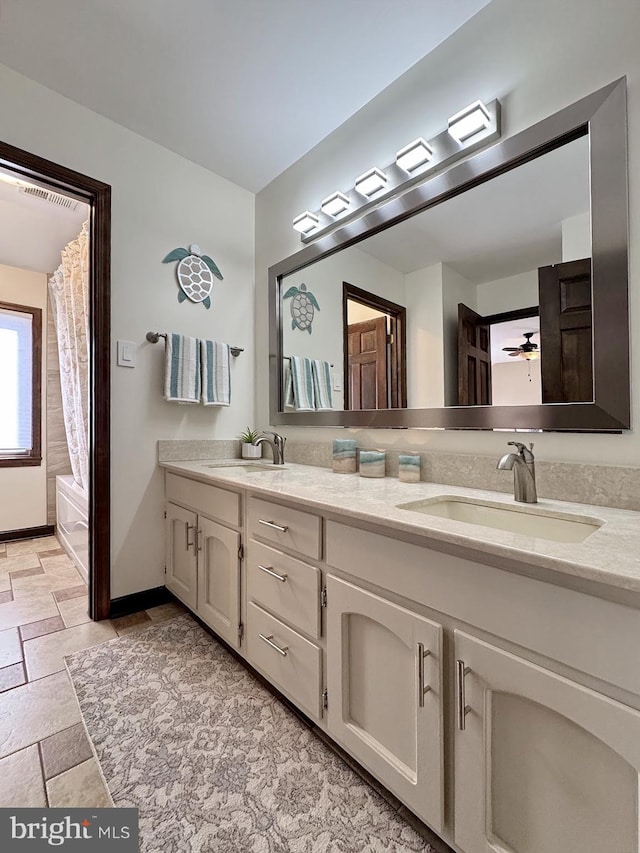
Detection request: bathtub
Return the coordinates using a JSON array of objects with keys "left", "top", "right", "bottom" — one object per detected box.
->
[{"left": 56, "top": 475, "right": 89, "bottom": 584}]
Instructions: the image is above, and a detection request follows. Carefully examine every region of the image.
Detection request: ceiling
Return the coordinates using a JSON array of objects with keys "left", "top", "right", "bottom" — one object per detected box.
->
[
  {"left": 491, "top": 318, "right": 540, "bottom": 365},
  {"left": 360, "top": 135, "right": 590, "bottom": 282},
  {"left": 0, "top": 0, "right": 492, "bottom": 193},
  {"left": 0, "top": 176, "right": 89, "bottom": 273}
]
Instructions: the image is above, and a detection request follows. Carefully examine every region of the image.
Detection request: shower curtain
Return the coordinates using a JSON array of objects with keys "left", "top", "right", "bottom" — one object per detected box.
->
[{"left": 49, "top": 220, "right": 90, "bottom": 492}]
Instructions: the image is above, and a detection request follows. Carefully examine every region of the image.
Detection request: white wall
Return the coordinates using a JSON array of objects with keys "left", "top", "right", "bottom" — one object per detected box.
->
[
  {"left": 492, "top": 360, "right": 542, "bottom": 407},
  {"left": 255, "top": 0, "right": 640, "bottom": 465},
  {"left": 476, "top": 270, "right": 539, "bottom": 316},
  {"left": 348, "top": 303, "right": 386, "bottom": 323},
  {"left": 442, "top": 265, "right": 477, "bottom": 406},
  {"left": 562, "top": 212, "right": 591, "bottom": 262},
  {"left": 405, "top": 264, "right": 446, "bottom": 408},
  {"left": 0, "top": 63, "right": 255, "bottom": 597},
  {"left": 0, "top": 264, "right": 48, "bottom": 530}
]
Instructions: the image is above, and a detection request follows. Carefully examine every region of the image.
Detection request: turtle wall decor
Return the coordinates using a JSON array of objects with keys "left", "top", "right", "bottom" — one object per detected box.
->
[
  {"left": 162, "top": 244, "right": 223, "bottom": 309},
  {"left": 283, "top": 283, "right": 320, "bottom": 334}
]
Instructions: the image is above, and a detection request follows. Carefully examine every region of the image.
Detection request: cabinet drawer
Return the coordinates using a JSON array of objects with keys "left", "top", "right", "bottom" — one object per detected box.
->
[
  {"left": 246, "top": 602, "right": 322, "bottom": 719},
  {"left": 248, "top": 496, "right": 321, "bottom": 559},
  {"left": 247, "top": 540, "right": 321, "bottom": 638},
  {"left": 166, "top": 473, "right": 240, "bottom": 527}
]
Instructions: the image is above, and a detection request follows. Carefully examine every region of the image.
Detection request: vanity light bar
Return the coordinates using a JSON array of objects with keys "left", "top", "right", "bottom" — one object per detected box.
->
[
  {"left": 448, "top": 100, "right": 491, "bottom": 143},
  {"left": 292, "top": 211, "right": 320, "bottom": 234},
  {"left": 321, "top": 191, "right": 350, "bottom": 217},
  {"left": 396, "top": 137, "right": 433, "bottom": 172},
  {"left": 293, "top": 97, "right": 500, "bottom": 241},
  {"left": 354, "top": 167, "right": 387, "bottom": 197}
]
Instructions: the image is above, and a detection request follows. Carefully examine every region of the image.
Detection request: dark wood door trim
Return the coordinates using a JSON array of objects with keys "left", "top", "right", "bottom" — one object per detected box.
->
[{"left": 0, "top": 140, "right": 111, "bottom": 621}]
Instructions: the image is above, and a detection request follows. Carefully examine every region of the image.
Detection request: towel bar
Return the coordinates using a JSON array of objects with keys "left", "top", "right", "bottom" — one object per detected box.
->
[
  {"left": 283, "top": 355, "right": 333, "bottom": 367},
  {"left": 146, "top": 331, "right": 243, "bottom": 357}
]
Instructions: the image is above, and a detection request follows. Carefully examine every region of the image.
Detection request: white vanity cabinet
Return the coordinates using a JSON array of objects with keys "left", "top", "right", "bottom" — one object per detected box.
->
[
  {"left": 165, "top": 501, "right": 198, "bottom": 609},
  {"left": 162, "top": 465, "right": 640, "bottom": 853},
  {"left": 454, "top": 630, "right": 640, "bottom": 853},
  {"left": 165, "top": 473, "right": 242, "bottom": 649},
  {"left": 244, "top": 495, "right": 323, "bottom": 720},
  {"left": 326, "top": 575, "right": 444, "bottom": 832},
  {"left": 325, "top": 518, "right": 640, "bottom": 853}
]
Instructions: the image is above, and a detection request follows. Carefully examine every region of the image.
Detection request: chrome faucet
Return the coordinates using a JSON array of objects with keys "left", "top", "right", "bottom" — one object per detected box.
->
[
  {"left": 252, "top": 431, "right": 286, "bottom": 465},
  {"left": 497, "top": 441, "right": 537, "bottom": 503}
]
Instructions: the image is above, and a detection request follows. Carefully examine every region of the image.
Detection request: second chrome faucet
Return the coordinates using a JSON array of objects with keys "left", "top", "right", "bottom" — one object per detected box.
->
[{"left": 497, "top": 441, "right": 537, "bottom": 503}]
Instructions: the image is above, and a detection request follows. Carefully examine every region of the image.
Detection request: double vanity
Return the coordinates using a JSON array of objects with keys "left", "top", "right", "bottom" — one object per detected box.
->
[{"left": 160, "top": 457, "right": 640, "bottom": 853}]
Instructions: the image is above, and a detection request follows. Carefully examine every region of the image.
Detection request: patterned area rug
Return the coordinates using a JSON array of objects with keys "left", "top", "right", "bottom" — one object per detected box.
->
[{"left": 66, "top": 615, "right": 441, "bottom": 853}]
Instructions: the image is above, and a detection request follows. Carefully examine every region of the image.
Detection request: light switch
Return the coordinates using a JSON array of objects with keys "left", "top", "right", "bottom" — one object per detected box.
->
[
  {"left": 117, "top": 340, "right": 136, "bottom": 368},
  {"left": 332, "top": 372, "right": 342, "bottom": 392}
]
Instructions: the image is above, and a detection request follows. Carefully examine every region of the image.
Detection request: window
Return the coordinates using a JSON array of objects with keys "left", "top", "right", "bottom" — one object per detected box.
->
[{"left": 0, "top": 301, "right": 42, "bottom": 466}]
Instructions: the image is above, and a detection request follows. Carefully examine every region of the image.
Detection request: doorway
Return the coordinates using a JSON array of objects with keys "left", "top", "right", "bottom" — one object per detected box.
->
[
  {"left": 0, "top": 140, "right": 111, "bottom": 621},
  {"left": 342, "top": 282, "right": 407, "bottom": 411},
  {"left": 456, "top": 257, "right": 592, "bottom": 409}
]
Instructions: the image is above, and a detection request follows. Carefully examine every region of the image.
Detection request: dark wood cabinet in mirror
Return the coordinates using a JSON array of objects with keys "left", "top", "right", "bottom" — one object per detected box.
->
[{"left": 269, "top": 78, "right": 629, "bottom": 431}]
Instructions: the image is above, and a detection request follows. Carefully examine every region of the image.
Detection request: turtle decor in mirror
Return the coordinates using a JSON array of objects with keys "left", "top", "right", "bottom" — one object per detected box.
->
[
  {"left": 283, "top": 283, "right": 320, "bottom": 333},
  {"left": 268, "top": 78, "right": 629, "bottom": 432},
  {"left": 162, "top": 243, "right": 223, "bottom": 309}
]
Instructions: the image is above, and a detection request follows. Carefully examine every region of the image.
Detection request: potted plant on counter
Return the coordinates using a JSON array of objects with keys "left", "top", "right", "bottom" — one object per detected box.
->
[{"left": 238, "top": 427, "right": 263, "bottom": 459}]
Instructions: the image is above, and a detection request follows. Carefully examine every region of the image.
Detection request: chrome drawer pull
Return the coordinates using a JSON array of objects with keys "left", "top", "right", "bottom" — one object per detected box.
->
[
  {"left": 185, "top": 522, "right": 195, "bottom": 551},
  {"left": 259, "top": 633, "right": 288, "bottom": 656},
  {"left": 258, "top": 519, "right": 289, "bottom": 533},
  {"left": 457, "top": 659, "right": 471, "bottom": 730},
  {"left": 417, "top": 643, "right": 431, "bottom": 708},
  {"left": 258, "top": 564, "right": 288, "bottom": 582}
]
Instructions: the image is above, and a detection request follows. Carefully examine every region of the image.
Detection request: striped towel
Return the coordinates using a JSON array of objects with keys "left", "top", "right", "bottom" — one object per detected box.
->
[
  {"left": 164, "top": 334, "right": 201, "bottom": 403},
  {"left": 289, "top": 356, "right": 315, "bottom": 411},
  {"left": 201, "top": 340, "right": 231, "bottom": 406},
  {"left": 284, "top": 362, "right": 295, "bottom": 409},
  {"left": 311, "top": 359, "right": 333, "bottom": 410}
]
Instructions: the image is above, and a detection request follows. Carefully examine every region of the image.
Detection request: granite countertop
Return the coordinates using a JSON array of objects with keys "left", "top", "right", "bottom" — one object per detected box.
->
[{"left": 160, "top": 459, "right": 640, "bottom": 595}]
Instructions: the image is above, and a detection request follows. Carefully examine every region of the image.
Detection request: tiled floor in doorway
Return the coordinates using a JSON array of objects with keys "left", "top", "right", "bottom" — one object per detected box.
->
[{"left": 0, "top": 535, "right": 185, "bottom": 808}]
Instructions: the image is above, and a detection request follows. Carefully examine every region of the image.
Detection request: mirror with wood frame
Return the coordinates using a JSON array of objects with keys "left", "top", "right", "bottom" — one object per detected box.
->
[{"left": 269, "top": 78, "right": 629, "bottom": 431}]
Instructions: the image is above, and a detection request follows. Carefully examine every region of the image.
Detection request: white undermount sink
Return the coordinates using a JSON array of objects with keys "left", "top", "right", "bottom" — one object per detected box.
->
[
  {"left": 202, "top": 462, "right": 286, "bottom": 473},
  {"left": 396, "top": 496, "right": 603, "bottom": 543}
]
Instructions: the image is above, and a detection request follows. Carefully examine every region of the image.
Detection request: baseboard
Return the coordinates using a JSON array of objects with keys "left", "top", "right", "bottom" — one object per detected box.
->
[
  {"left": 0, "top": 524, "right": 55, "bottom": 543},
  {"left": 109, "top": 586, "right": 175, "bottom": 619}
]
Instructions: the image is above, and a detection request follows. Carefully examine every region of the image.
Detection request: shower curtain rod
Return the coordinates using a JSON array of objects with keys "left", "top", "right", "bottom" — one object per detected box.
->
[{"left": 146, "top": 331, "right": 244, "bottom": 357}]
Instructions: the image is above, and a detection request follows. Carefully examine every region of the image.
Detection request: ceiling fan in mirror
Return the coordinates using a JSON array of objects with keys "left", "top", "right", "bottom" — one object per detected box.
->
[{"left": 503, "top": 332, "right": 540, "bottom": 361}]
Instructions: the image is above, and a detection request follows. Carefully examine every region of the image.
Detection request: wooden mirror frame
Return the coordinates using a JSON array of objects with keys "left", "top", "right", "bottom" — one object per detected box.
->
[{"left": 269, "top": 78, "right": 629, "bottom": 431}]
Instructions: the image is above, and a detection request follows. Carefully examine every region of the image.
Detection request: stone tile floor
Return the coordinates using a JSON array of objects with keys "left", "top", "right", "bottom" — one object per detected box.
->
[{"left": 0, "top": 535, "right": 186, "bottom": 808}]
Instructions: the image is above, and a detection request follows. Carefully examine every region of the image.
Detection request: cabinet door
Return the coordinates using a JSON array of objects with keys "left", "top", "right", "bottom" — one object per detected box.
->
[
  {"left": 196, "top": 516, "right": 241, "bottom": 649},
  {"left": 165, "top": 502, "right": 197, "bottom": 609},
  {"left": 326, "top": 575, "right": 443, "bottom": 831},
  {"left": 454, "top": 630, "right": 640, "bottom": 853}
]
